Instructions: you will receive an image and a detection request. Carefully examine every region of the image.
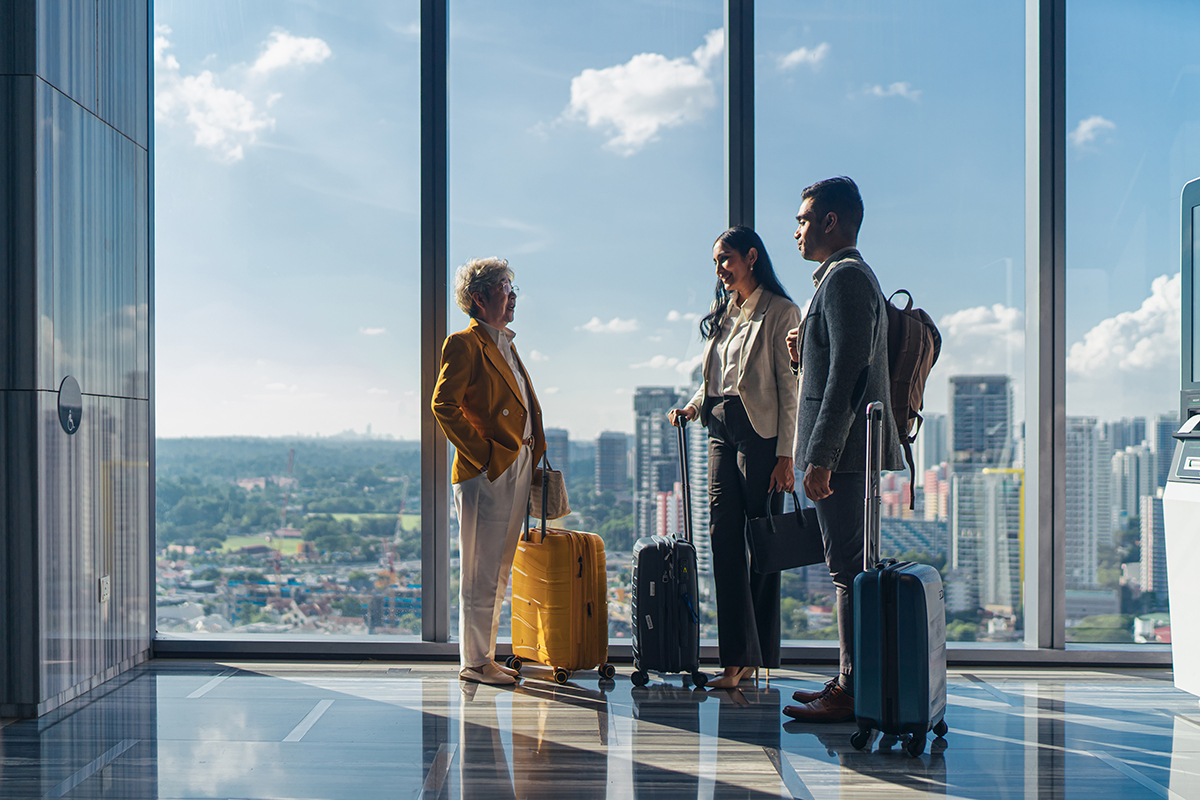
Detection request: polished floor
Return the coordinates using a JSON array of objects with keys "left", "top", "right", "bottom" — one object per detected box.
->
[{"left": 2, "top": 660, "right": 1199, "bottom": 799}]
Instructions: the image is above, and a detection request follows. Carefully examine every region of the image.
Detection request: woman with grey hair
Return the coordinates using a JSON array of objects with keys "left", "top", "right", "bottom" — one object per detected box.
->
[{"left": 432, "top": 257, "right": 546, "bottom": 685}]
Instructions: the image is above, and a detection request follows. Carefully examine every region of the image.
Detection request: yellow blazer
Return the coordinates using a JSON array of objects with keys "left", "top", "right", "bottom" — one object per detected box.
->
[{"left": 432, "top": 319, "right": 546, "bottom": 484}]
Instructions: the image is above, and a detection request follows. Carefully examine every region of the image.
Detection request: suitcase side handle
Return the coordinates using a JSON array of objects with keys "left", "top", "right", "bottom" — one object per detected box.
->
[{"left": 864, "top": 401, "right": 884, "bottom": 570}]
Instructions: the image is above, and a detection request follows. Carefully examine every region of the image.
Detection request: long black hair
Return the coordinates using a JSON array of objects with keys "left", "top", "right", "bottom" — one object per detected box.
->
[{"left": 699, "top": 226, "right": 793, "bottom": 341}]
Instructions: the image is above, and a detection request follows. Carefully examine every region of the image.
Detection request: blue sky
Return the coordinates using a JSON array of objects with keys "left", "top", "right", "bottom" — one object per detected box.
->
[{"left": 154, "top": 0, "right": 1195, "bottom": 441}]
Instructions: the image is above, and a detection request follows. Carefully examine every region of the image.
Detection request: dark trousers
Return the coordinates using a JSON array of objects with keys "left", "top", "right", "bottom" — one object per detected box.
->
[
  {"left": 706, "top": 396, "right": 782, "bottom": 668},
  {"left": 812, "top": 471, "right": 866, "bottom": 686}
]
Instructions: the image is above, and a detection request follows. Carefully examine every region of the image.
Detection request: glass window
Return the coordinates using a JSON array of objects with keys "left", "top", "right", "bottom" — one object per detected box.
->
[
  {"left": 1065, "top": 0, "right": 1198, "bottom": 645},
  {"left": 756, "top": 0, "right": 1026, "bottom": 644},
  {"left": 448, "top": 1, "right": 725, "bottom": 643},
  {"left": 153, "top": 1, "right": 422, "bottom": 639}
]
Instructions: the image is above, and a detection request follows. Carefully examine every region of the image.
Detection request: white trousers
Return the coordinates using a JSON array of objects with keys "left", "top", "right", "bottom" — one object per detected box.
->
[{"left": 454, "top": 445, "right": 532, "bottom": 669}]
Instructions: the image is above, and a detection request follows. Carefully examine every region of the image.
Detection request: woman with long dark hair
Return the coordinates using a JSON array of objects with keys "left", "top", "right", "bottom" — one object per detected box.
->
[{"left": 669, "top": 226, "right": 801, "bottom": 689}]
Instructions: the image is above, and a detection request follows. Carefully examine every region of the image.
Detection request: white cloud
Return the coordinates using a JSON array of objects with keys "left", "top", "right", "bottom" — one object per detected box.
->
[
  {"left": 529, "top": 349, "right": 550, "bottom": 362},
  {"left": 864, "top": 82, "right": 922, "bottom": 101},
  {"left": 923, "top": 304, "right": 1024, "bottom": 414},
  {"left": 675, "top": 354, "right": 705, "bottom": 376},
  {"left": 666, "top": 310, "right": 701, "bottom": 323},
  {"left": 251, "top": 30, "right": 332, "bottom": 74},
  {"left": 1069, "top": 115, "right": 1116, "bottom": 148},
  {"left": 545, "top": 387, "right": 561, "bottom": 395},
  {"left": 1068, "top": 273, "right": 1179, "bottom": 376},
  {"left": 577, "top": 316, "right": 639, "bottom": 333},
  {"left": 359, "top": 327, "right": 387, "bottom": 336},
  {"left": 778, "top": 42, "right": 830, "bottom": 71},
  {"left": 367, "top": 387, "right": 389, "bottom": 395},
  {"left": 631, "top": 355, "right": 680, "bottom": 370},
  {"left": 564, "top": 28, "right": 723, "bottom": 156},
  {"left": 1066, "top": 274, "right": 1180, "bottom": 418},
  {"left": 386, "top": 21, "right": 421, "bottom": 38},
  {"left": 154, "top": 26, "right": 330, "bottom": 163},
  {"left": 629, "top": 353, "right": 705, "bottom": 376}
]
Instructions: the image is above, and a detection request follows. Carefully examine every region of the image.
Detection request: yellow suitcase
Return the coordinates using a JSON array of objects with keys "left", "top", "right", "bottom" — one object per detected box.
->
[{"left": 510, "top": 524, "right": 614, "bottom": 683}]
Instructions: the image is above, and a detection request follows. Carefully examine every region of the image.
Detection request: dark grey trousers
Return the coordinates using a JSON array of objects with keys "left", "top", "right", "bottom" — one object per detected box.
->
[
  {"left": 813, "top": 471, "right": 866, "bottom": 688},
  {"left": 706, "top": 396, "right": 783, "bottom": 668}
]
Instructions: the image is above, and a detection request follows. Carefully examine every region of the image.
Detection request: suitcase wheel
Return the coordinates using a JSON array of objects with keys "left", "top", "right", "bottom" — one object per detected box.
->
[
  {"left": 631, "top": 670, "right": 649, "bottom": 687},
  {"left": 932, "top": 719, "right": 948, "bottom": 738},
  {"left": 690, "top": 671, "right": 708, "bottom": 689},
  {"left": 505, "top": 656, "right": 523, "bottom": 673},
  {"left": 905, "top": 733, "right": 926, "bottom": 758},
  {"left": 553, "top": 668, "right": 571, "bottom": 684},
  {"left": 849, "top": 727, "right": 872, "bottom": 751},
  {"left": 598, "top": 663, "right": 616, "bottom": 680}
]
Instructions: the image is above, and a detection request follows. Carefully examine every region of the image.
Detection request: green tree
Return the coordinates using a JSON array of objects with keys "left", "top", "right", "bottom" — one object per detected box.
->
[{"left": 946, "top": 619, "right": 978, "bottom": 641}]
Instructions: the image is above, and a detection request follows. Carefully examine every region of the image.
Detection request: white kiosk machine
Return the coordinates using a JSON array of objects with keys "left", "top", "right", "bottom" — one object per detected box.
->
[{"left": 1163, "top": 178, "right": 1200, "bottom": 699}]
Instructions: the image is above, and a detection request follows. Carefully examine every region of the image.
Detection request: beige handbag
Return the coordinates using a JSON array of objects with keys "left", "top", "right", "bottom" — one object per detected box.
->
[{"left": 530, "top": 454, "right": 571, "bottom": 520}]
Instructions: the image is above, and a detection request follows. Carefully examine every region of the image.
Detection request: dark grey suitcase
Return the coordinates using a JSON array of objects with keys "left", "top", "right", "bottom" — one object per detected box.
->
[
  {"left": 850, "top": 402, "right": 948, "bottom": 757},
  {"left": 630, "top": 419, "right": 707, "bottom": 688}
]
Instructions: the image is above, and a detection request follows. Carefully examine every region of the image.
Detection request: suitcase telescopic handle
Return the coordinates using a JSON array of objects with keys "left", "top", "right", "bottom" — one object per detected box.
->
[
  {"left": 864, "top": 401, "right": 884, "bottom": 570},
  {"left": 675, "top": 417, "right": 692, "bottom": 544}
]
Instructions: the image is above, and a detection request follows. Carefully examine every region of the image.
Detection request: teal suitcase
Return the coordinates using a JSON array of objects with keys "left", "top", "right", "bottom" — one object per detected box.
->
[{"left": 850, "top": 402, "right": 948, "bottom": 757}]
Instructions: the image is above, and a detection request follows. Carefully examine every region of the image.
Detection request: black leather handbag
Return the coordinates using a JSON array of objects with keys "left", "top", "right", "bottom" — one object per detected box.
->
[{"left": 747, "top": 491, "right": 826, "bottom": 574}]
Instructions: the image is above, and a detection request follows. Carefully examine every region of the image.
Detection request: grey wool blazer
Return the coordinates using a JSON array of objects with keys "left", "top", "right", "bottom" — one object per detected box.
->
[{"left": 794, "top": 250, "right": 904, "bottom": 474}]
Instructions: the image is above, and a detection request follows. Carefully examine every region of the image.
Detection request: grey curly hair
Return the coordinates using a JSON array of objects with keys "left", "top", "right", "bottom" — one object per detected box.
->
[{"left": 453, "top": 257, "right": 514, "bottom": 318}]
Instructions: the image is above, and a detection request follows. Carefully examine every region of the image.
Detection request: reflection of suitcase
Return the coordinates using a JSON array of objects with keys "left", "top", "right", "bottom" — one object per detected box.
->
[
  {"left": 631, "top": 684, "right": 701, "bottom": 797},
  {"left": 850, "top": 402, "right": 948, "bottom": 757},
  {"left": 510, "top": 471, "right": 615, "bottom": 684},
  {"left": 630, "top": 420, "right": 707, "bottom": 688}
]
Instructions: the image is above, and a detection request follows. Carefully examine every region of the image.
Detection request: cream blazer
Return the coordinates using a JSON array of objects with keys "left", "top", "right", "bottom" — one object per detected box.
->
[{"left": 684, "top": 289, "right": 802, "bottom": 457}]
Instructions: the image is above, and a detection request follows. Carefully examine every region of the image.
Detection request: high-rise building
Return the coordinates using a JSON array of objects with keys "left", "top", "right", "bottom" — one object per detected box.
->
[
  {"left": 1064, "top": 418, "right": 1112, "bottom": 588},
  {"left": 949, "top": 376, "right": 1013, "bottom": 475},
  {"left": 923, "top": 463, "right": 950, "bottom": 521},
  {"left": 914, "top": 412, "right": 948, "bottom": 481},
  {"left": 633, "top": 387, "right": 685, "bottom": 541},
  {"left": 948, "top": 376, "right": 1016, "bottom": 613},
  {"left": 951, "top": 470, "right": 1022, "bottom": 613},
  {"left": 1111, "top": 443, "right": 1154, "bottom": 528},
  {"left": 1140, "top": 491, "right": 1168, "bottom": 610},
  {"left": 686, "top": 366, "right": 712, "bottom": 576},
  {"left": 544, "top": 428, "right": 570, "bottom": 485},
  {"left": 1105, "top": 417, "right": 1147, "bottom": 454},
  {"left": 1153, "top": 412, "right": 1179, "bottom": 490},
  {"left": 595, "top": 432, "right": 629, "bottom": 494}
]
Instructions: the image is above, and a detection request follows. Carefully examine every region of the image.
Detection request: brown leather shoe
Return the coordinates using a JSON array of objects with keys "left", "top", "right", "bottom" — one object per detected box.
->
[
  {"left": 782, "top": 683, "right": 855, "bottom": 723},
  {"left": 792, "top": 678, "right": 838, "bottom": 704}
]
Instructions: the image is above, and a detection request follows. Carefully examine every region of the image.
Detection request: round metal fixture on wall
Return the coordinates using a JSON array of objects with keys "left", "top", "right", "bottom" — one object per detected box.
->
[{"left": 58, "top": 375, "right": 82, "bottom": 435}]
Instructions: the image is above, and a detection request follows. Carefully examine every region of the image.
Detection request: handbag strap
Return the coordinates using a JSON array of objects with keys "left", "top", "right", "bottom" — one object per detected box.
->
[
  {"left": 523, "top": 452, "right": 553, "bottom": 544},
  {"left": 764, "top": 489, "right": 805, "bottom": 535}
]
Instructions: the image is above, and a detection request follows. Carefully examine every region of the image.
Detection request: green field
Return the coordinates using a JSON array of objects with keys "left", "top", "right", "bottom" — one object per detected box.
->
[
  {"left": 322, "top": 513, "right": 422, "bottom": 530},
  {"left": 221, "top": 534, "right": 302, "bottom": 555}
]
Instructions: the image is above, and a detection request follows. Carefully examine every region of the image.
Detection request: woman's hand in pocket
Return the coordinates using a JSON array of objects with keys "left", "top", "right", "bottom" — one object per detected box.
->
[{"left": 769, "top": 457, "right": 795, "bottom": 493}]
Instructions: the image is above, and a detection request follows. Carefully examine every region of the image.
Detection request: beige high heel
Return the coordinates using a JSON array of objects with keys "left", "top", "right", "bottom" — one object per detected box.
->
[{"left": 707, "top": 666, "right": 758, "bottom": 689}]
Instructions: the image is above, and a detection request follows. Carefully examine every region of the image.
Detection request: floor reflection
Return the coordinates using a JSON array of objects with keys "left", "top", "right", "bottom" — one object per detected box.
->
[{"left": 1, "top": 662, "right": 1199, "bottom": 799}]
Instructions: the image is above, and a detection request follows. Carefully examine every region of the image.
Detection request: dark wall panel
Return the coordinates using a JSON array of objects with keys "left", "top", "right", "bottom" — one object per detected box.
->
[
  {"left": 0, "top": 390, "right": 40, "bottom": 716},
  {"left": 0, "top": 77, "right": 38, "bottom": 392},
  {"left": 37, "top": 81, "right": 148, "bottom": 399}
]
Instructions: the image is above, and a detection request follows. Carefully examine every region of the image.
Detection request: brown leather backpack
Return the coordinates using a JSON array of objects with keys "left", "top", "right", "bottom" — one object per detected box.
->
[{"left": 885, "top": 289, "right": 941, "bottom": 508}]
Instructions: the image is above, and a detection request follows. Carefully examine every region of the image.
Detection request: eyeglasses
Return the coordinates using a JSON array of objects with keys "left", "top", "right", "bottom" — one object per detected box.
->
[{"left": 497, "top": 282, "right": 519, "bottom": 297}]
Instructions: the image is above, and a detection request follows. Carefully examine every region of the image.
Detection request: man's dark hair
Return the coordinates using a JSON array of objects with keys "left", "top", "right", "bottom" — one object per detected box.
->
[{"left": 801, "top": 176, "right": 864, "bottom": 238}]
